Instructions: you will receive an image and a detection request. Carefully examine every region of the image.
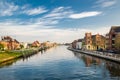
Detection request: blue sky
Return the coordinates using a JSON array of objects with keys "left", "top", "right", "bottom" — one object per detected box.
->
[{"left": 0, "top": 0, "right": 120, "bottom": 43}]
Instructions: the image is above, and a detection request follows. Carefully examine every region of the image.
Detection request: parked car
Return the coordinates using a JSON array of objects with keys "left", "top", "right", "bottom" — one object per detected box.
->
[
  {"left": 97, "top": 48, "right": 103, "bottom": 52},
  {"left": 107, "top": 50, "right": 116, "bottom": 53}
]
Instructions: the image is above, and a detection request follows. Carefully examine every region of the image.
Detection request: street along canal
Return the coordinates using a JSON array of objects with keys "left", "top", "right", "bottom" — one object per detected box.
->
[{"left": 0, "top": 46, "right": 120, "bottom": 80}]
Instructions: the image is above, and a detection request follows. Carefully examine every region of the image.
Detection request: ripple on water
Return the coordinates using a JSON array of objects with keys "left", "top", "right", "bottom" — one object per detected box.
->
[
  {"left": 44, "top": 77, "right": 61, "bottom": 80},
  {"left": 0, "top": 46, "right": 120, "bottom": 80}
]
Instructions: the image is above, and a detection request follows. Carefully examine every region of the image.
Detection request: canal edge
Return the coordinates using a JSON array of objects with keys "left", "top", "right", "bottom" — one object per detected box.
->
[{"left": 67, "top": 47, "right": 120, "bottom": 64}]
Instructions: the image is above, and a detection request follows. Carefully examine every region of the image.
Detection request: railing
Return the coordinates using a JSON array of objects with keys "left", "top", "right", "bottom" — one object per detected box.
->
[
  {"left": 87, "top": 50, "right": 120, "bottom": 59},
  {"left": 68, "top": 47, "right": 120, "bottom": 63}
]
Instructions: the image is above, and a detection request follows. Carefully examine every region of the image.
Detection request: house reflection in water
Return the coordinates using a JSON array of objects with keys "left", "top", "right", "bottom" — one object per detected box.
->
[
  {"left": 106, "top": 62, "right": 120, "bottom": 77},
  {"left": 83, "top": 55, "right": 101, "bottom": 67},
  {"left": 0, "top": 59, "right": 19, "bottom": 68},
  {"left": 73, "top": 52, "right": 120, "bottom": 77},
  {"left": 73, "top": 52, "right": 101, "bottom": 67}
]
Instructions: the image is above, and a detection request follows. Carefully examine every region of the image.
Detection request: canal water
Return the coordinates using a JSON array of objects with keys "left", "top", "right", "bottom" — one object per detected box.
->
[{"left": 0, "top": 46, "right": 120, "bottom": 80}]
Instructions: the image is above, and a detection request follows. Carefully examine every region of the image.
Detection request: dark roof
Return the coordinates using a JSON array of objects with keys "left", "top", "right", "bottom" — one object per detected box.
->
[
  {"left": 101, "top": 35, "right": 105, "bottom": 39},
  {"left": 14, "top": 39, "right": 19, "bottom": 43},
  {"left": 78, "top": 39, "right": 83, "bottom": 42},
  {"left": 110, "top": 26, "right": 120, "bottom": 33},
  {"left": 114, "top": 27, "right": 120, "bottom": 32},
  {"left": 1, "top": 36, "right": 13, "bottom": 41},
  {"left": 91, "top": 35, "right": 96, "bottom": 38}
]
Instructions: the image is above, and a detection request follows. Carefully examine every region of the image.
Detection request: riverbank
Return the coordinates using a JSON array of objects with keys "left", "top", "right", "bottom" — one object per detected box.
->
[
  {"left": 0, "top": 51, "right": 22, "bottom": 63},
  {"left": 0, "top": 48, "right": 43, "bottom": 64},
  {"left": 68, "top": 47, "right": 120, "bottom": 63}
]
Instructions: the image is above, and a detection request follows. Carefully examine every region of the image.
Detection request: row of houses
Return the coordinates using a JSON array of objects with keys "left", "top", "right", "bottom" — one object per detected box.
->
[
  {"left": 31, "top": 41, "right": 57, "bottom": 48},
  {"left": 71, "top": 33, "right": 106, "bottom": 50},
  {"left": 71, "top": 26, "right": 120, "bottom": 52},
  {"left": 0, "top": 36, "right": 57, "bottom": 51},
  {"left": 0, "top": 36, "right": 20, "bottom": 50}
]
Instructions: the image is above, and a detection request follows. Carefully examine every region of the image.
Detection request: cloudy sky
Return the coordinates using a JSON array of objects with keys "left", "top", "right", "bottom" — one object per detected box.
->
[{"left": 0, "top": 0, "right": 120, "bottom": 43}]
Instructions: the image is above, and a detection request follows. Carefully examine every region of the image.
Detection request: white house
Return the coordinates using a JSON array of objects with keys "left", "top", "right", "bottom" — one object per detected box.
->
[
  {"left": 76, "top": 42, "right": 82, "bottom": 49},
  {"left": 20, "top": 42, "right": 30, "bottom": 49},
  {"left": 76, "top": 39, "right": 83, "bottom": 49}
]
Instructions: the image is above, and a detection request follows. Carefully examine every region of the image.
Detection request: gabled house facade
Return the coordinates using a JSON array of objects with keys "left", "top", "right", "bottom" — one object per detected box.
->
[
  {"left": 109, "top": 26, "right": 120, "bottom": 50},
  {"left": 0, "top": 36, "right": 20, "bottom": 50},
  {"left": 84, "top": 33, "right": 106, "bottom": 50},
  {"left": 84, "top": 33, "right": 94, "bottom": 50},
  {"left": 32, "top": 40, "right": 41, "bottom": 47}
]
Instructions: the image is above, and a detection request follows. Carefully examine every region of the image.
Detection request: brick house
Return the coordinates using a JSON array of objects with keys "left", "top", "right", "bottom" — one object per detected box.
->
[
  {"left": 72, "top": 40, "right": 78, "bottom": 49},
  {"left": 84, "top": 33, "right": 106, "bottom": 50},
  {"left": 92, "top": 34, "right": 106, "bottom": 50},
  {"left": 32, "top": 40, "right": 41, "bottom": 47},
  {"left": 105, "top": 33, "right": 110, "bottom": 50},
  {"left": 84, "top": 33, "right": 94, "bottom": 50},
  {"left": 109, "top": 26, "right": 120, "bottom": 50},
  {"left": 0, "top": 36, "right": 20, "bottom": 50}
]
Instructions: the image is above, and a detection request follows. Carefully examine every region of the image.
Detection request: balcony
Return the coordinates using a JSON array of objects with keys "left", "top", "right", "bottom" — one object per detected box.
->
[{"left": 112, "top": 38, "right": 115, "bottom": 40}]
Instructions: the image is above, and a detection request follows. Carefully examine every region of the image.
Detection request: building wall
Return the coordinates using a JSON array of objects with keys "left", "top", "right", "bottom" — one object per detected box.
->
[
  {"left": 105, "top": 33, "right": 110, "bottom": 50},
  {"left": 76, "top": 42, "right": 82, "bottom": 49},
  {"left": 109, "top": 29, "right": 115, "bottom": 50},
  {"left": 85, "top": 44, "right": 94, "bottom": 50},
  {"left": 85, "top": 33, "right": 106, "bottom": 50},
  {"left": 115, "top": 33, "right": 120, "bottom": 51},
  {"left": 93, "top": 34, "right": 106, "bottom": 50},
  {"left": 85, "top": 33, "right": 94, "bottom": 50},
  {"left": 12, "top": 41, "right": 20, "bottom": 50},
  {"left": 0, "top": 36, "right": 20, "bottom": 50},
  {"left": 109, "top": 26, "right": 120, "bottom": 50},
  {"left": 72, "top": 40, "right": 77, "bottom": 49},
  {"left": 32, "top": 41, "right": 41, "bottom": 47},
  {"left": 0, "top": 41, "right": 8, "bottom": 50}
]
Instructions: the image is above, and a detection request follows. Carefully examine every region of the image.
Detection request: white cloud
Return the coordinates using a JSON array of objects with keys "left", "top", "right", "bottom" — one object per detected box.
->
[
  {"left": 23, "top": 7, "right": 48, "bottom": 15},
  {"left": 0, "top": 21, "right": 110, "bottom": 43},
  {"left": 0, "top": 1, "right": 48, "bottom": 16},
  {"left": 0, "top": 5, "right": 109, "bottom": 43},
  {"left": 101, "top": 1, "right": 116, "bottom": 7},
  {"left": 0, "top": 7, "right": 72, "bottom": 29},
  {"left": 34, "top": 7, "right": 73, "bottom": 26},
  {"left": 0, "top": 2, "right": 18, "bottom": 16},
  {"left": 43, "top": 7, "right": 73, "bottom": 19},
  {"left": 95, "top": 0, "right": 117, "bottom": 8},
  {"left": 69, "top": 11, "right": 102, "bottom": 19}
]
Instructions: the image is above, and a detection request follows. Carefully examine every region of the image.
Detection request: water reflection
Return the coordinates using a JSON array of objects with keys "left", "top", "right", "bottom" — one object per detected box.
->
[
  {"left": 0, "top": 46, "right": 120, "bottom": 80},
  {"left": 73, "top": 52, "right": 102, "bottom": 67},
  {"left": 73, "top": 51, "right": 120, "bottom": 77},
  {"left": 106, "top": 62, "right": 120, "bottom": 77},
  {"left": 0, "top": 59, "right": 19, "bottom": 68},
  {"left": 0, "top": 48, "right": 52, "bottom": 68}
]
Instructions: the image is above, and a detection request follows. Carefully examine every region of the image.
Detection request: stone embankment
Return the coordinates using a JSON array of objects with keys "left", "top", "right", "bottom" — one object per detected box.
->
[{"left": 68, "top": 47, "right": 120, "bottom": 63}]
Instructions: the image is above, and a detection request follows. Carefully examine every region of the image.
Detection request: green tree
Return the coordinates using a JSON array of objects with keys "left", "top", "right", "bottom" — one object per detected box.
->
[
  {"left": 82, "top": 41, "right": 85, "bottom": 46},
  {"left": 20, "top": 44, "right": 24, "bottom": 49},
  {"left": 0, "top": 43, "right": 4, "bottom": 51},
  {"left": 115, "top": 34, "right": 120, "bottom": 53}
]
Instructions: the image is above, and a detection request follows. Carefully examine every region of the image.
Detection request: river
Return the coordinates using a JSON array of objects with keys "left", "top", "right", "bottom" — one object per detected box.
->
[{"left": 0, "top": 46, "right": 120, "bottom": 80}]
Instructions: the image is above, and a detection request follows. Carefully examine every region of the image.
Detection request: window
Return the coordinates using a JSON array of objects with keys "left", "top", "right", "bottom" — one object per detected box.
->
[
  {"left": 87, "top": 37, "right": 90, "bottom": 39},
  {"left": 97, "top": 41, "right": 100, "bottom": 43},
  {"left": 112, "top": 34, "right": 115, "bottom": 38},
  {"left": 88, "top": 41, "right": 90, "bottom": 44},
  {"left": 112, "top": 40, "right": 115, "bottom": 44},
  {"left": 112, "top": 45, "right": 115, "bottom": 48},
  {"left": 88, "top": 46, "right": 90, "bottom": 49}
]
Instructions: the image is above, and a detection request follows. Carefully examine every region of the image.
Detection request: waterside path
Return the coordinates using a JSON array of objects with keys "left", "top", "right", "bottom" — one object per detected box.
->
[{"left": 68, "top": 47, "right": 120, "bottom": 63}]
